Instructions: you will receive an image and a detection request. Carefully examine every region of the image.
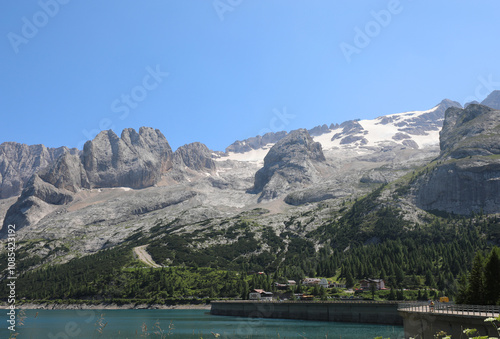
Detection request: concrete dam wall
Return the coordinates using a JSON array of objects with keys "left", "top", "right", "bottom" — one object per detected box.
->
[{"left": 210, "top": 301, "right": 403, "bottom": 325}]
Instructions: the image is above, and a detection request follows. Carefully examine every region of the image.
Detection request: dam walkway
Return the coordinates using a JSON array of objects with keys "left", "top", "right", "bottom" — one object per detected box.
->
[{"left": 398, "top": 302, "right": 500, "bottom": 339}]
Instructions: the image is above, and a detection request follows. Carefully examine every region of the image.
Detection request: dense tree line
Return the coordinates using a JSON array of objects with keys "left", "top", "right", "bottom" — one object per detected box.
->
[{"left": 456, "top": 247, "right": 500, "bottom": 305}]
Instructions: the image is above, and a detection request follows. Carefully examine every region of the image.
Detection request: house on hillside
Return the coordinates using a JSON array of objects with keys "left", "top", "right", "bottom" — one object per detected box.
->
[
  {"left": 274, "top": 282, "right": 287, "bottom": 289},
  {"left": 302, "top": 278, "right": 321, "bottom": 286},
  {"left": 332, "top": 282, "right": 346, "bottom": 288},
  {"left": 360, "top": 279, "right": 385, "bottom": 290},
  {"left": 319, "top": 278, "right": 329, "bottom": 289},
  {"left": 249, "top": 289, "right": 274, "bottom": 301}
]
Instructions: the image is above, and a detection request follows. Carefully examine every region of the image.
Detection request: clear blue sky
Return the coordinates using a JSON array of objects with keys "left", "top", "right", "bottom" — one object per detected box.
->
[{"left": 1, "top": 1, "right": 500, "bottom": 152}]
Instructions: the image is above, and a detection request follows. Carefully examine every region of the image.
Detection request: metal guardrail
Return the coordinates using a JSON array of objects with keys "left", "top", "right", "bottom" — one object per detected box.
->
[
  {"left": 211, "top": 300, "right": 402, "bottom": 305},
  {"left": 398, "top": 302, "right": 500, "bottom": 318}
]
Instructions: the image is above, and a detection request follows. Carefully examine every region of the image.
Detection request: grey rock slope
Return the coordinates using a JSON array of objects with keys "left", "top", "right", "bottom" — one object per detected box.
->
[
  {"left": 168, "top": 142, "right": 218, "bottom": 182},
  {"left": 414, "top": 104, "right": 500, "bottom": 214},
  {"left": 82, "top": 127, "right": 173, "bottom": 189},
  {"left": 173, "top": 142, "right": 216, "bottom": 172},
  {"left": 2, "top": 127, "right": 175, "bottom": 233},
  {"left": 2, "top": 175, "right": 74, "bottom": 232},
  {"left": 481, "top": 90, "right": 500, "bottom": 110},
  {"left": 225, "top": 131, "right": 288, "bottom": 153},
  {"left": 0, "top": 143, "right": 78, "bottom": 199},
  {"left": 251, "top": 129, "right": 327, "bottom": 202}
]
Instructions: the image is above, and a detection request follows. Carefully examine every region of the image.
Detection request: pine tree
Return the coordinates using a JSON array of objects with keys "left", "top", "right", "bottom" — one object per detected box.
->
[
  {"left": 395, "top": 266, "right": 405, "bottom": 285},
  {"left": 345, "top": 269, "right": 355, "bottom": 288},
  {"left": 484, "top": 247, "right": 500, "bottom": 305},
  {"left": 466, "top": 252, "right": 485, "bottom": 304},
  {"left": 388, "top": 288, "right": 396, "bottom": 300}
]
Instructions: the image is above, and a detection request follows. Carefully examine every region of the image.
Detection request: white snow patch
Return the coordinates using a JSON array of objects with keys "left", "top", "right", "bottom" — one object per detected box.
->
[
  {"left": 215, "top": 144, "right": 272, "bottom": 166},
  {"left": 379, "top": 105, "right": 439, "bottom": 119},
  {"left": 313, "top": 105, "right": 441, "bottom": 150},
  {"left": 313, "top": 128, "right": 343, "bottom": 150}
]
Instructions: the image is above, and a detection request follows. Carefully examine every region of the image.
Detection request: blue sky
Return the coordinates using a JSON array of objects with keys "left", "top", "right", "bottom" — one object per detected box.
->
[{"left": 1, "top": 1, "right": 500, "bottom": 152}]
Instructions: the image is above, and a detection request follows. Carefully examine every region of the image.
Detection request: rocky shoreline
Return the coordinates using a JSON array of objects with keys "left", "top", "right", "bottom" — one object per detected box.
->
[{"left": 1, "top": 302, "right": 211, "bottom": 310}]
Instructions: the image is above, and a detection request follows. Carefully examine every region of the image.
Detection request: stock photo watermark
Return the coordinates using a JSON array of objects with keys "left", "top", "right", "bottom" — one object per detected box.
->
[
  {"left": 47, "top": 310, "right": 97, "bottom": 339},
  {"left": 258, "top": 107, "right": 296, "bottom": 136},
  {"left": 78, "top": 64, "right": 169, "bottom": 149},
  {"left": 339, "top": 0, "right": 407, "bottom": 64},
  {"left": 5, "top": 224, "right": 17, "bottom": 332},
  {"left": 463, "top": 74, "right": 500, "bottom": 106},
  {"left": 213, "top": 0, "right": 243, "bottom": 21},
  {"left": 7, "top": 0, "right": 71, "bottom": 54}
]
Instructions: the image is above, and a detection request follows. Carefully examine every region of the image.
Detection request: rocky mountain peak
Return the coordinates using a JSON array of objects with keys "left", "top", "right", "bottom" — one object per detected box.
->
[
  {"left": 225, "top": 131, "right": 288, "bottom": 154},
  {"left": 81, "top": 127, "right": 173, "bottom": 188},
  {"left": 263, "top": 129, "right": 326, "bottom": 166},
  {"left": 440, "top": 104, "right": 500, "bottom": 158},
  {"left": 2, "top": 127, "right": 175, "bottom": 233},
  {"left": 252, "top": 129, "right": 327, "bottom": 201},
  {"left": 173, "top": 142, "right": 216, "bottom": 172},
  {"left": 0, "top": 142, "right": 78, "bottom": 199},
  {"left": 481, "top": 90, "right": 500, "bottom": 110},
  {"left": 415, "top": 104, "right": 500, "bottom": 215}
]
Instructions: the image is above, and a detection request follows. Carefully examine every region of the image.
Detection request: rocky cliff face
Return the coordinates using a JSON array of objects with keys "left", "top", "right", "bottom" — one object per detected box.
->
[
  {"left": 173, "top": 142, "right": 216, "bottom": 172},
  {"left": 168, "top": 142, "right": 217, "bottom": 182},
  {"left": 251, "top": 129, "right": 327, "bottom": 201},
  {"left": 2, "top": 175, "right": 74, "bottom": 233},
  {"left": 439, "top": 105, "right": 500, "bottom": 158},
  {"left": 0, "top": 143, "right": 78, "bottom": 199},
  {"left": 39, "top": 152, "right": 89, "bottom": 192},
  {"left": 82, "top": 127, "right": 173, "bottom": 189},
  {"left": 2, "top": 127, "right": 174, "bottom": 233},
  {"left": 414, "top": 104, "right": 500, "bottom": 214}
]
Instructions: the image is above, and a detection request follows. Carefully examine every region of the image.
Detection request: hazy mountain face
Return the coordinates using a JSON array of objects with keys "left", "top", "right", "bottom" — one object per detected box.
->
[{"left": 1, "top": 95, "right": 498, "bottom": 262}]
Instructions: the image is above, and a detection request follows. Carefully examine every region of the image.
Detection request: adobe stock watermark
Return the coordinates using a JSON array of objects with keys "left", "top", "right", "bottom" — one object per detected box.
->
[
  {"left": 5, "top": 224, "right": 17, "bottom": 333},
  {"left": 258, "top": 107, "right": 295, "bottom": 136},
  {"left": 47, "top": 310, "right": 97, "bottom": 338},
  {"left": 7, "top": 0, "right": 71, "bottom": 54},
  {"left": 463, "top": 74, "right": 500, "bottom": 106},
  {"left": 77, "top": 64, "right": 169, "bottom": 149},
  {"left": 213, "top": 0, "right": 243, "bottom": 21},
  {"left": 339, "top": 0, "right": 408, "bottom": 64}
]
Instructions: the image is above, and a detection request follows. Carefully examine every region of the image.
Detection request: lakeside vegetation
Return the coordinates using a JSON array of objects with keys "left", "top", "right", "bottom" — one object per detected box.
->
[{"left": 1, "top": 183, "right": 499, "bottom": 305}]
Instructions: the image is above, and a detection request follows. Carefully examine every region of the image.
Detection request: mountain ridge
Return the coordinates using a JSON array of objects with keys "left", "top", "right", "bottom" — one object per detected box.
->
[{"left": 1, "top": 92, "right": 499, "bottom": 241}]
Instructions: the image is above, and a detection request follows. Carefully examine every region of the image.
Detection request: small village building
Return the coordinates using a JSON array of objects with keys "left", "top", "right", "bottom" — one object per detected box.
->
[
  {"left": 249, "top": 289, "right": 274, "bottom": 301},
  {"left": 360, "top": 279, "right": 385, "bottom": 290},
  {"left": 302, "top": 278, "right": 321, "bottom": 286},
  {"left": 287, "top": 280, "right": 296, "bottom": 286},
  {"left": 319, "top": 278, "right": 329, "bottom": 289},
  {"left": 332, "top": 282, "right": 346, "bottom": 288}
]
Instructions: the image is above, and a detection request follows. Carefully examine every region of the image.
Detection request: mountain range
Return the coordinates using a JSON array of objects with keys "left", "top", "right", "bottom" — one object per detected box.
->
[{"left": 1, "top": 90, "right": 500, "bottom": 273}]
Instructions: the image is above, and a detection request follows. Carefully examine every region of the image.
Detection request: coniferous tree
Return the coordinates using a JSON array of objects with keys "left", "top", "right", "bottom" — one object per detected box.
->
[
  {"left": 466, "top": 252, "right": 485, "bottom": 304},
  {"left": 484, "top": 247, "right": 500, "bottom": 305},
  {"left": 380, "top": 268, "right": 387, "bottom": 282},
  {"left": 345, "top": 269, "right": 355, "bottom": 288},
  {"left": 388, "top": 288, "right": 396, "bottom": 300},
  {"left": 395, "top": 266, "right": 405, "bottom": 285}
]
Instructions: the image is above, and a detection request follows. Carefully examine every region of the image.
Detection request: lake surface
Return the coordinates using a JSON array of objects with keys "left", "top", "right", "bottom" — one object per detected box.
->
[{"left": 1, "top": 309, "right": 404, "bottom": 338}]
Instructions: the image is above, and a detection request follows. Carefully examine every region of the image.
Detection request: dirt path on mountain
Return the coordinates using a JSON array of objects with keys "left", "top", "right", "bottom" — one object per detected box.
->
[{"left": 133, "top": 245, "right": 162, "bottom": 268}]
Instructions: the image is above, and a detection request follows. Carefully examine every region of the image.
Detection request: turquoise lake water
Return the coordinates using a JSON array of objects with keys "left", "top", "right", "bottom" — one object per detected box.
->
[{"left": 1, "top": 309, "right": 404, "bottom": 338}]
